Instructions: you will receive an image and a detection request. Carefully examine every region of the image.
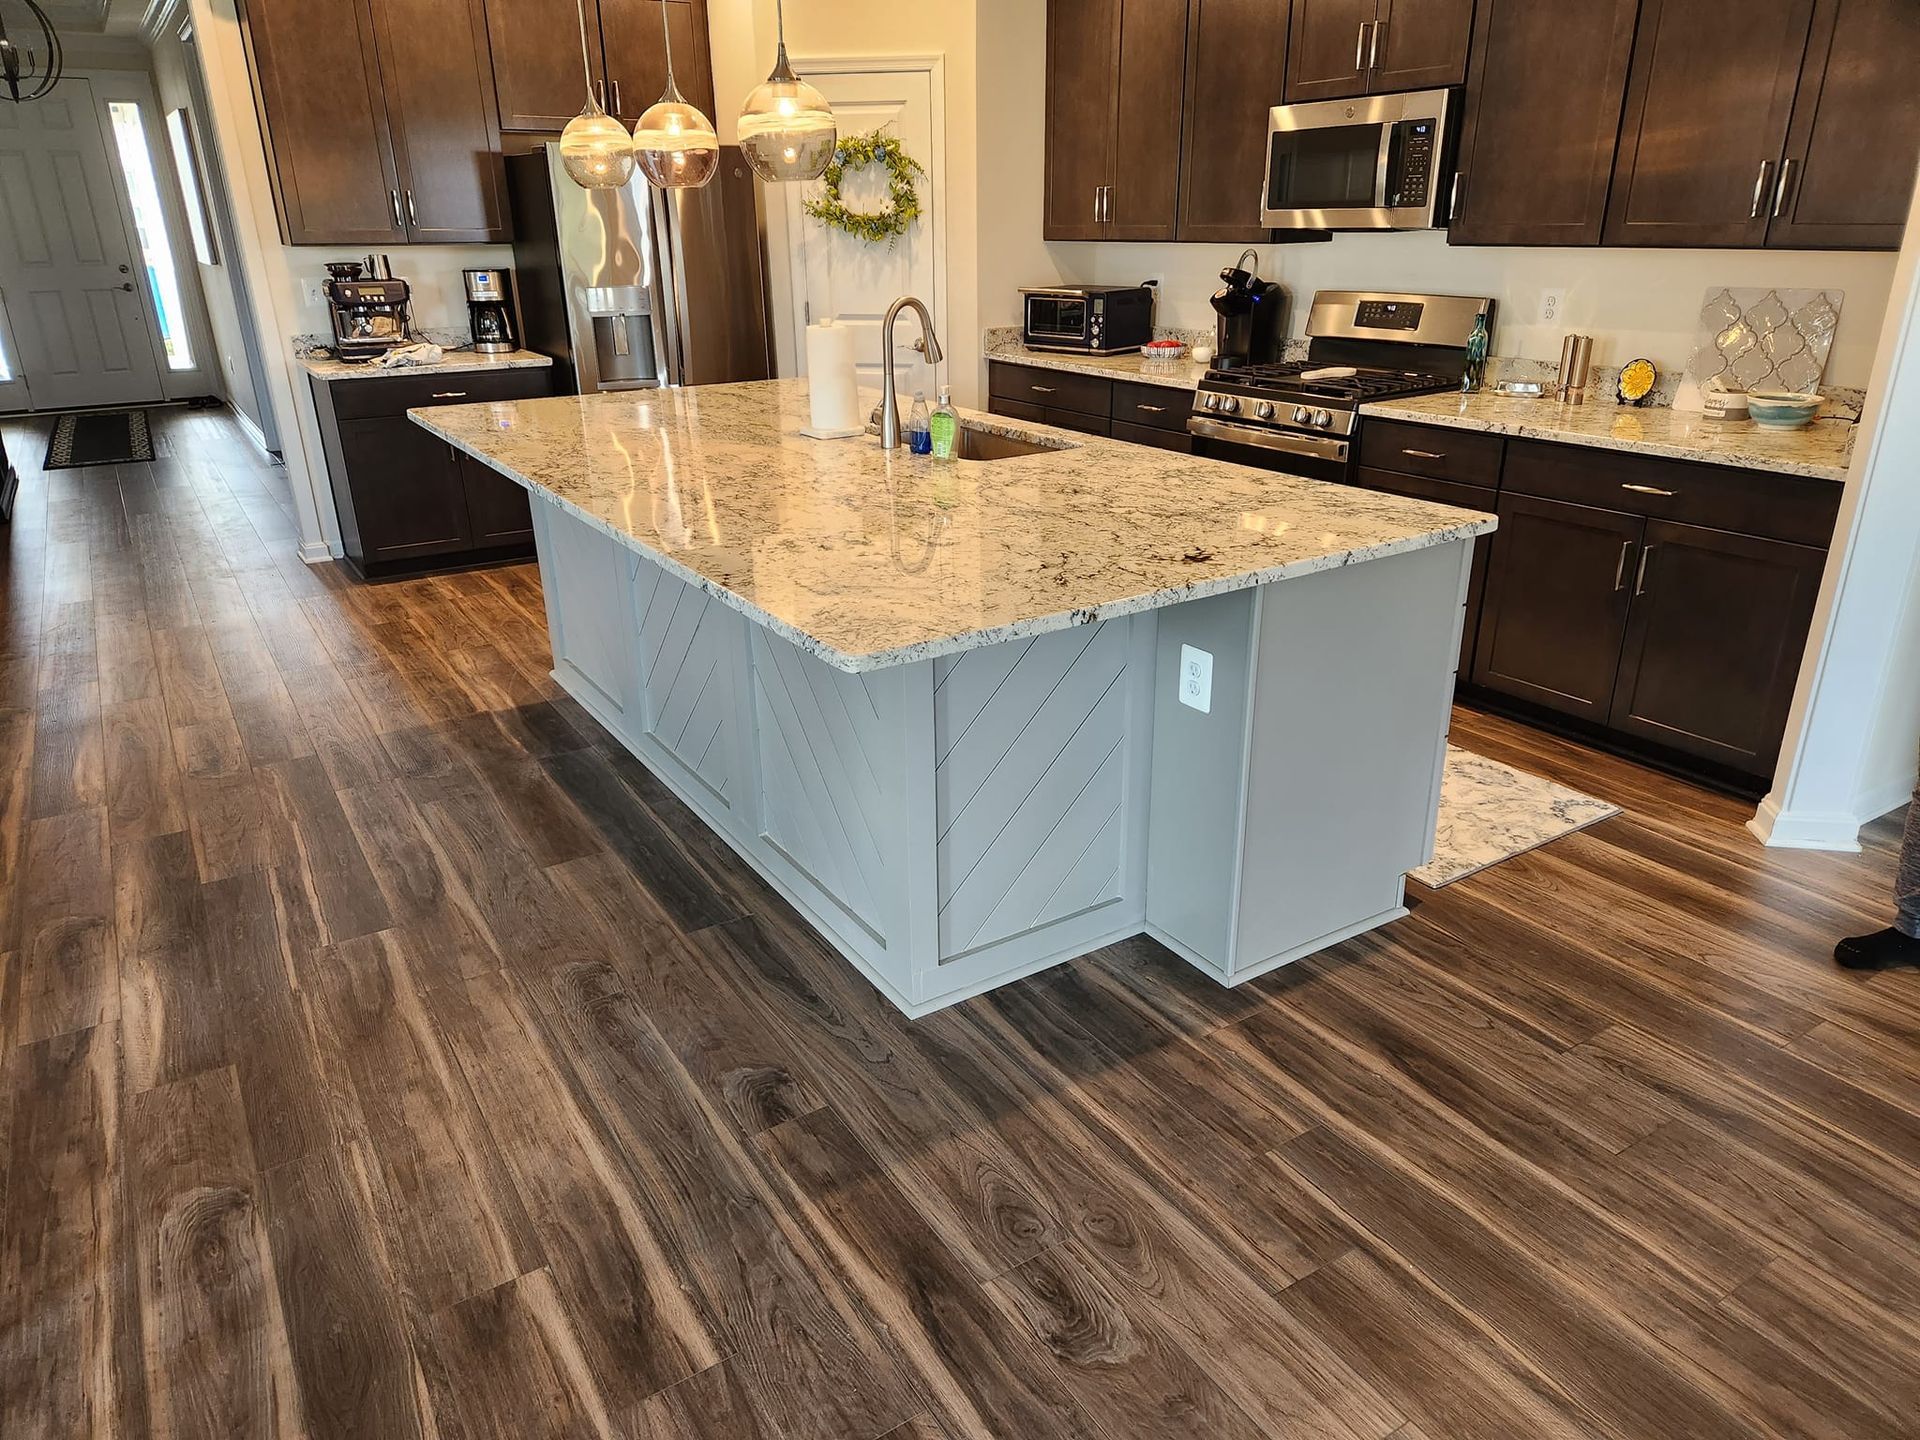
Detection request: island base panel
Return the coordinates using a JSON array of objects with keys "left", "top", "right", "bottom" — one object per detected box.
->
[{"left": 530, "top": 495, "right": 1468, "bottom": 1017}]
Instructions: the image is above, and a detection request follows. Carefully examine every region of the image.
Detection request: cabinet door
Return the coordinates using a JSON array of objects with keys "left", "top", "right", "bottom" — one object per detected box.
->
[
  {"left": 458, "top": 451, "right": 535, "bottom": 546},
  {"left": 1356, "top": 468, "right": 1494, "bottom": 676},
  {"left": 1108, "top": 0, "right": 1191, "bottom": 240},
  {"left": 1449, "top": 0, "right": 1637, "bottom": 246},
  {"left": 1471, "top": 494, "right": 1642, "bottom": 723},
  {"left": 599, "top": 0, "right": 716, "bottom": 124},
  {"left": 1604, "top": 0, "right": 1816, "bottom": 247},
  {"left": 336, "top": 420, "right": 475, "bottom": 563},
  {"left": 238, "top": 0, "right": 405, "bottom": 245},
  {"left": 372, "top": 0, "right": 511, "bottom": 243},
  {"left": 1369, "top": 0, "right": 1472, "bottom": 92},
  {"left": 1045, "top": 0, "right": 1122, "bottom": 240},
  {"left": 1768, "top": 0, "right": 1920, "bottom": 249},
  {"left": 1178, "top": 0, "right": 1288, "bottom": 243},
  {"left": 1609, "top": 521, "right": 1826, "bottom": 775},
  {"left": 485, "top": 0, "right": 605, "bottom": 132},
  {"left": 1285, "top": 0, "right": 1376, "bottom": 101}
]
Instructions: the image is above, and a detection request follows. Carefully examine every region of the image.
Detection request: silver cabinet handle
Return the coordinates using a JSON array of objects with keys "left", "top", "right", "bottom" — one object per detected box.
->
[
  {"left": 1633, "top": 544, "right": 1656, "bottom": 597},
  {"left": 1750, "top": 159, "right": 1774, "bottom": 219},
  {"left": 1093, "top": 186, "right": 1102, "bottom": 225},
  {"left": 1368, "top": 17, "right": 1383, "bottom": 69},
  {"left": 390, "top": 189, "right": 404, "bottom": 228},
  {"left": 404, "top": 189, "right": 417, "bottom": 225},
  {"left": 430, "top": 390, "right": 469, "bottom": 399},
  {"left": 1102, "top": 185, "right": 1113, "bottom": 223},
  {"left": 1356, "top": 20, "right": 1369, "bottom": 70},
  {"left": 1621, "top": 482, "right": 1677, "bottom": 497},
  {"left": 610, "top": 79, "right": 622, "bottom": 114},
  {"left": 1401, "top": 448, "right": 1445, "bottom": 460},
  {"left": 1030, "top": 384, "right": 1057, "bottom": 394},
  {"left": 1137, "top": 403, "right": 1167, "bottom": 414},
  {"left": 1614, "top": 539, "right": 1633, "bottom": 592},
  {"left": 595, "top": 79, "right": 606, "bottom": 109},
  {"left": 1449, "top": 170, "right": 1462, "bottom": 219},
  {"left": 1772, "top": 157, "right": 1797, "bottom": 219}
]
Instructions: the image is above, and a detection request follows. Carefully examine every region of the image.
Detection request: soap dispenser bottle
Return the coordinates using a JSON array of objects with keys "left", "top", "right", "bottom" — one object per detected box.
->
[{"left": 929, "top": 386, "right": 958, "bottom": 459}]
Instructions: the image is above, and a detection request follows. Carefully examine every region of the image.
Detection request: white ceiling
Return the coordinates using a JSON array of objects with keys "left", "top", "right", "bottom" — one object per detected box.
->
[{"left": 24, "top": 0, "right": 144, "bottom": 37}]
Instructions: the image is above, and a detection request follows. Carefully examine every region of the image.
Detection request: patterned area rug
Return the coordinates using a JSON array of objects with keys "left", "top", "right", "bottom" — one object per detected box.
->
[
  {"left": 45, "top": 408, "right": 155, "bottom": 469},
  {"left": 1412, "top": 746, "right": 1622, "bottom": 888}
]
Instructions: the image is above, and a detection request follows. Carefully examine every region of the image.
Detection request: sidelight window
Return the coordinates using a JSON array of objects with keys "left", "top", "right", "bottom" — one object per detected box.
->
[{"left": 107, "top": 100, "right": 194, "bottom": 371}]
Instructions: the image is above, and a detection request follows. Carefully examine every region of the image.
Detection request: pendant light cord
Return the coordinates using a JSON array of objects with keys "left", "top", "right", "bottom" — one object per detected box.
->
[{"left": 575, "top": 0, "right": 595, "bottom": 105}]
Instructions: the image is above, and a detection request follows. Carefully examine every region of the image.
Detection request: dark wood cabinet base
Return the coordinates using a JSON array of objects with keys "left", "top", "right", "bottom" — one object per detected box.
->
[{"left": 337, "top": 539, "right": 535, "bottom": 583}]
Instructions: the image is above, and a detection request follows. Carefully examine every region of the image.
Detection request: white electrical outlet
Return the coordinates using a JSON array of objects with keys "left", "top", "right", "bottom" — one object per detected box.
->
[
  {"left": 303, "top": 279, "right": 325, "bottom": 308},
  {"left": 1178, "top": 644, "right": 1213, "bottom": 714},
  {"left": 1540, "top": 288, "right": 1567, "bottom": 325}
]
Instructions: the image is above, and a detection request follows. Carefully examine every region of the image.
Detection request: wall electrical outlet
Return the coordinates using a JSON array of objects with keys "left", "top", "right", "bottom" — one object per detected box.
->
[
  {"left": 302, "top": 279, "right": 325, "bottom": 308},
  {"left": 1540, "top": 288, "right": 1567, "bottom": 325},
  {"left": 1178, "top": 644, "right": 1213, "bottom": 714}
]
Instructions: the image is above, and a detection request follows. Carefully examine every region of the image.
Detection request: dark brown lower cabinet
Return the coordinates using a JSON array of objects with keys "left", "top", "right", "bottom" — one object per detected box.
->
[
  {"left": 1608, "top": 520, "right": 1826, "bottom": 774},
  {"left": 1471, "top": 492, "right": 1641, "bottom": 724},
  {"left": 986, "top": 362, "right": 1198, "bottom": 446},
  {"left": 458, "top": 450, "right": 536, "bottom": 546},
  {"left": 1356, "top": 466, "right": 1494, "bottom": 673}
]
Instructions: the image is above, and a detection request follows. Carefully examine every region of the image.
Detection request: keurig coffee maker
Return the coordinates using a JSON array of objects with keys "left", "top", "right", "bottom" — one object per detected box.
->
[
  {"left": 463, "top": 268, "right": 517, "bottom": 354},
  {"left": 1210, "top": 250, "right": 1286, "bottom": 370}
]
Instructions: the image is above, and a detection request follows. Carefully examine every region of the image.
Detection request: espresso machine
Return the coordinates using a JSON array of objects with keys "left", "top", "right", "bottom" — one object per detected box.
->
[
  {"left": 324, "top": 257, "right": 412, "bottom": 364},
  {"left": 463, "top": 268, "right": 518, "bottom": 354},
  {"left": 1209, "top": 249, "right": 1287, "bottom": 371}
]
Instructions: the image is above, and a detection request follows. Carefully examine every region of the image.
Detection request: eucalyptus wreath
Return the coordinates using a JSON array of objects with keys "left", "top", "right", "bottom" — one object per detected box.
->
[{"left": 803, "top": 131, "right": 925, "bottom": 244}]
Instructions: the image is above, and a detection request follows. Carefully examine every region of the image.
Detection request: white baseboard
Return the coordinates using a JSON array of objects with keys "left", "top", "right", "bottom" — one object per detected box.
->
[
  {"left": 297, "top": 539, "right": 335, "bottom": 565},
  {"left": 1747, "top": 795, "right": 1864, "bottom": 852},
  {"left": 234, "top": 407, "right": 271, "bottom": 457},
  {"left": 1853, "top": 775, "right": 1917, "bottom": 826}
]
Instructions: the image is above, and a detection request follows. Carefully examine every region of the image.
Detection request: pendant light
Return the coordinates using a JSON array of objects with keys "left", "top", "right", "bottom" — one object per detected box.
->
[
  {"left": 737, "top": 0, "right": 835, "bottom": 182},
  {"left": 558, "top": 0, "right": 634, "bottom": 188},
  {"left": 632, "top": 0, "right": 717, "bottom": 189},
  {"left": 0, "top": 0, "right": 63, "bottom": 104}
]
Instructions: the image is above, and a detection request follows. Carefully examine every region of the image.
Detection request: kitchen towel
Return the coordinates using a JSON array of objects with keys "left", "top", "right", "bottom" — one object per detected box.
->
[{"left": 804, "top": 319, "right": 864, "bottom": 438}]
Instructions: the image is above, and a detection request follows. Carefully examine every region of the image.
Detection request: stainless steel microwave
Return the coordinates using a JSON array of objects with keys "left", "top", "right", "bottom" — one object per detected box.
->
[{"left": 1261, "top": 88, "right": 1457, "bottom": 230}]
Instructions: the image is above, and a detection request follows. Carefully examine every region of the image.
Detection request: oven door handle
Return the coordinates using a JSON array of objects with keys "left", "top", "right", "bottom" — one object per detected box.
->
[{"left": 1188, "top": 416, "right": 1350, "bottom": 463}]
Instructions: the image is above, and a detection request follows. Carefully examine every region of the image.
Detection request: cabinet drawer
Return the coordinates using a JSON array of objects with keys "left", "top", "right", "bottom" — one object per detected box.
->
[
  {"left": 327, "top": 365, "right": 554, "bottom": 420},
  {"left": 1354, "top": 467, "right": 1496, "bottom": 514},
  {"left": 1358, "top": 419, "right": 1505, "bottom": 487},
  {"left": 1041, "top": 407, "right": 1111, "bottom": 438},
  {"left": 1111, "top": 419, "right": 1193, "bottom": 453},
  {"left": 1111, "top": 381, "right": 1192, "bottom": 433},
  {"left": 988, "top": 362, "right": 1111, "bottom": 419},
  {"left": 988, "top": 396, "right": 1047, "bottom": 424},
  {"left": 1502, "top": 438, "right": 1841, "bottom": 548}
]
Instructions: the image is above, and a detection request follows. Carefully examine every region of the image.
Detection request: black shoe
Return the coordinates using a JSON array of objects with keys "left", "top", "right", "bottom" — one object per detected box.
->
[{"left": 1834, "top": 927, "right": 1920, "bottom": 970}]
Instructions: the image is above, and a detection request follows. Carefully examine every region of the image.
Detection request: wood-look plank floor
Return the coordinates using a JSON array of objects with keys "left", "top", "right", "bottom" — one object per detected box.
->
[{"left": 3, "top": 407, "right": 1917, "bottom": 1440}]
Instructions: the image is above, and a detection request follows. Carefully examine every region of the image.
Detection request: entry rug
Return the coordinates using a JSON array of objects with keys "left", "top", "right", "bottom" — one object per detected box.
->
[
  {"left": 1411, "top": 747, "right": 1621, "bottom": 889},
  {"left": 44, "top": 408, "right": 154, "bottom": 470}
]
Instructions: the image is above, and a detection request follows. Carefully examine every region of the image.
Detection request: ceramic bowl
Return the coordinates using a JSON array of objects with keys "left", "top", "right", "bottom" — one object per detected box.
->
[{"left": 1745, "top": 389, "right": 1821, "bottom": 429}]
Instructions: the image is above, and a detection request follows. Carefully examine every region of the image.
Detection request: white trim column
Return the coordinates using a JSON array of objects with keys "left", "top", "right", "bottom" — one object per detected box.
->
[{"left": 1753, "top": 175, "right": 1920, "bottom": 851}]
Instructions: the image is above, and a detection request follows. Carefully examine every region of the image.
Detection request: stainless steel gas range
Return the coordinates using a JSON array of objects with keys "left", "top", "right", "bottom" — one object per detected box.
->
[{"left": 1188, "top": 290, "right": 1494, "bottom": 483}]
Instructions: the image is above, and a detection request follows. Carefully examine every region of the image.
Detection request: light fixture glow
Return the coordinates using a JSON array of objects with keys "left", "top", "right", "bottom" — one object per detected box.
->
[
  {"left": 559, "top": 0, "right": 633, "bottom": 188},
  {"left": 632, "top": 0, "right": 717, "bottom": 189},
  {"left": 737, "top": 0, "right": 835, "bottom": 182}
]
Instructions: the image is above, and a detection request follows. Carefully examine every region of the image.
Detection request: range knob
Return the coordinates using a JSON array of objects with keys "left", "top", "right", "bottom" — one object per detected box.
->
[
  {"left": 1312, "top": 409, "right": 1334, "bottom": 429},
  {"left": 1220, "top": 395, "right": 1241, "bottom": 415},
  {"left": 1292, "top": 406, "right": 1311, "bottom": 424},
  {"left": 1254, "top": 401, "right": 1275, "bottom": 420},
  {"left": 1202, "top": 393, "right": 1221, "bottom": 411}
]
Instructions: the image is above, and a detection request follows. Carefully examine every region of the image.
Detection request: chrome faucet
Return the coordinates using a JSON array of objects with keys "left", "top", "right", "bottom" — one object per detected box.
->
[{"left": 879, "top": 295, "right": 944, "bottom": 449}]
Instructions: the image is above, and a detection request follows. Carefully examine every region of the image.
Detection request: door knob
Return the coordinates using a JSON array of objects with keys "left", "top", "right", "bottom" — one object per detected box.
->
[
  {"left": 119, "top": 282, "right": 135, "bottom": 292},
  {"left": 119, "top": 263, "right": 130, "bottom": 274}
]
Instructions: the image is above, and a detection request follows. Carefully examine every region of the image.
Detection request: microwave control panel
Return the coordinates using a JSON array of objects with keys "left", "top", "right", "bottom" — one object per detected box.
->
[{"left": 1386, "top": 118, "right": 1436, "bottom": 208}]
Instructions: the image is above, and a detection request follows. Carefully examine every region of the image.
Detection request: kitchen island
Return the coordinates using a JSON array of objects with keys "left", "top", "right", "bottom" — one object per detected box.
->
[{"left": 412, "top": 379, "right": 1495, "bottom": 1015}]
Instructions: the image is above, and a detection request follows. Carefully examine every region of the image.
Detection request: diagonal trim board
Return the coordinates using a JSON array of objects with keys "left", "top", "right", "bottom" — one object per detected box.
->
[{"left": 1411, "top": 747, "right": 1621, "bottom": 888}]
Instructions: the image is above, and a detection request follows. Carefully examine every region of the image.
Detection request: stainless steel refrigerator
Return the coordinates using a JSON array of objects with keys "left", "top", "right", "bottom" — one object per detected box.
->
[{"left": 506, "top": 144, "right": 773, "bottom": 394}]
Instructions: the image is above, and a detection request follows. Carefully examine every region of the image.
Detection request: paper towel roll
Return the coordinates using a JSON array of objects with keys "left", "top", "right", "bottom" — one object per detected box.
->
[{"left": 806, "top": 319, "right": 862, "bottom": 435}]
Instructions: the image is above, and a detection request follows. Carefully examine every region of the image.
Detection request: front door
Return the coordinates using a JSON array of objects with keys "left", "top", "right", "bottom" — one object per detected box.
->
[
  {"left": 780, "top": 65, "right": 941, "bottom": 400},
  {"left": 0, "top": 78, "right": 166, "bottom": 411}
]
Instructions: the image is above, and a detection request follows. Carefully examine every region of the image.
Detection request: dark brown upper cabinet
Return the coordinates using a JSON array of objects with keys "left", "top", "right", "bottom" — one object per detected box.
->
[
  {"left": 1284, "top": 0, "right": 1471, "bottom": 102},
  {"left": 1178, "top": 0, "right": 1291, "bottom": 243},
  {"left": 1044, "top": 0, "right": 1191, "bottom": 242},
  {"left": 488, "top": 0, "right": 714, "bottom": 132},
  {"left": 241, "top": 0, "right": 508, "bottom": 245},
  {"left": 1766, "top": 0, "right": 1920, "bottom": 249},
  {"left": 1604, "top": 0, "right": 1817, "bottom": 247},
  {"left": 1448, "top": 0, "right": 1638, "bottom": 246}
]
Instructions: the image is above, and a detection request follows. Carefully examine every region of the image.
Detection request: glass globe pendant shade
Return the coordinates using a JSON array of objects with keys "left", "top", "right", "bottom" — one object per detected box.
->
[
  {"left": 737, "top": 30, "right": 835, "bottom": 182},
  {"left": 634, "top": 86, "right": 719, "bottom": 189},
  {"left": 559, "top": 96, "right": 635, "bottom": 189}
]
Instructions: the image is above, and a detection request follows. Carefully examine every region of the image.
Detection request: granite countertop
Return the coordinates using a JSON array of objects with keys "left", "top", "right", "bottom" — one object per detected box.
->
[
  {"left": 301, "top": 349, "right": 554, "bottom": 382},
  {"left": 985, "top": 341, "right": 1210, "bottom": 393},
  {"left": 1362, "top": 391, "right": 1855, "bottom": 483},
  {"left": 410, "top": 378, "right": 1495, "bottom": 673}
]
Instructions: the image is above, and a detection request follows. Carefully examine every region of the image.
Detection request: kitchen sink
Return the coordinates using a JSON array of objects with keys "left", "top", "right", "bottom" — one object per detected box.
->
[{"left": 952, "top": 422, "right": 1076, "bottom": 460}]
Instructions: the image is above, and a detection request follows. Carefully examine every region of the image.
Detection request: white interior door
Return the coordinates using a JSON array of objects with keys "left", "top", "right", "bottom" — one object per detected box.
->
[
  {"left": 781, "top": 66, "right": 942, "bottom": 402},
  {"left": 0, "top": 78, "right": 166, "bottom": 411}
]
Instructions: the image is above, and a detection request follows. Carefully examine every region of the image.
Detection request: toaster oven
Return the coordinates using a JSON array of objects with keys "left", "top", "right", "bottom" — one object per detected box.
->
[{"left": 1020, "top": 284, "right": 1155, "bottom": 355}]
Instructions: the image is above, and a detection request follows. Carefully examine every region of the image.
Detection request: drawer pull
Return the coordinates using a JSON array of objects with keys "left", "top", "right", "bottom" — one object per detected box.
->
[
  {"left": 1614, "top": 539, "right": 1634, "bottom": 592},
  {"left": 1633, "top": 544, "right": 1656, "bottom": 597},
  {"left": 1401, "top": 448, "right": 1445, "bottom": 460},
  {"left": 1030, "top": 384, "right": 1056, "bottom": 394},
  {"left": 1136, "top": 403, "right": 1168, "bottom": 414},
  {"left": 1621, "top": 483, "right": 1677, "bottom": 497},
  {"left": 430, "top": 390, "right": 470, "bottom": 399}
]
